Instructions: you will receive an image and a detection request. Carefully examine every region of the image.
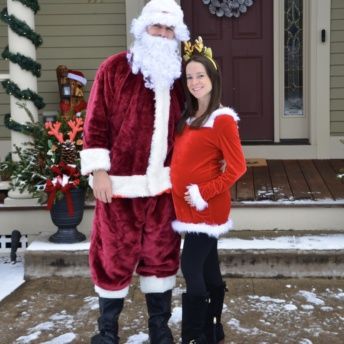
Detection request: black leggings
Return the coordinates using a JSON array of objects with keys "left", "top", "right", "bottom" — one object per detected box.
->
[{"left": 181, "top": 233, "right": 223, "bottom": 295}]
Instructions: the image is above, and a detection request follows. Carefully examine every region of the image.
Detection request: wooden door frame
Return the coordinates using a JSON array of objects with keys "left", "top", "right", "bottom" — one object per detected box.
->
[
  {"left": 273, "top": 0, "right": 330, "bottom": 151},
  {"left": 125, "top": 0, "right": 331, "bottom": 159}
]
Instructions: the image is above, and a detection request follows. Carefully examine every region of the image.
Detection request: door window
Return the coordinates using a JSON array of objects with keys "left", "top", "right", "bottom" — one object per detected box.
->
[{"left": 284, "top": 0, "right": 303, "bottom": 117}]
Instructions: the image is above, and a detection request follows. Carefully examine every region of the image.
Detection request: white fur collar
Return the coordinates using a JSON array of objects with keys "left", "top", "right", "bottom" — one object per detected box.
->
[
  {"left": 203, "top": 107, "right": 239, "bottom": 128},
  {"left": 186, "top": 107, "right": 240, "bottom": 128}
]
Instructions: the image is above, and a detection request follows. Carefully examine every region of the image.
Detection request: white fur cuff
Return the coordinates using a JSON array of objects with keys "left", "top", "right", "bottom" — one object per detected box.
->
[
  {"left": 187, "top": 184, "right": 208, "bottom": 211},
  {"left": 80, "top": 148, "right": 111, "bottom": 175},
  {"left": 95, "top": 284, "right": 129, "bottom": 299},
  {"left": 139, "top": 275, "right": 176, "bottom": 294}
]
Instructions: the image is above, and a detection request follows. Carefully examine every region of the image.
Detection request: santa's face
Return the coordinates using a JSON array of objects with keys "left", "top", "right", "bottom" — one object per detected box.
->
[
  {"left": 147, "top": 24, "right": 175, "bottom": 40},
  {"left": 129, "top": 30, "right": 182, "bottom": 90}
]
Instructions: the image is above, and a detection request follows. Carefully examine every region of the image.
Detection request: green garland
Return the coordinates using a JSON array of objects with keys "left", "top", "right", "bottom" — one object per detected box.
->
[
  {"left": 2, "top": 46, "right": 41, "bottom": 77},
  {"left": 2, "top": 79, "right": 45, "bottom": 109},
  {"left": 4, "top": 113, "right": 35, "bottom": 135},
  {"left": 0, "top": 8, "right": 43, "bottom": 48},
  {"left": 13, "top": 0, "right": 40, "bottom": 14}
]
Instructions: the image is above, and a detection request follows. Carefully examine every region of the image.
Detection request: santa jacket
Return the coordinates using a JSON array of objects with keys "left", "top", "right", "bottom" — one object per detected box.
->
[
  {"left": 171, "top": 108, "right": 247, "bottom": 238},
  {"left": 80, "top": 51, "right": 183, "bottom": 197}
]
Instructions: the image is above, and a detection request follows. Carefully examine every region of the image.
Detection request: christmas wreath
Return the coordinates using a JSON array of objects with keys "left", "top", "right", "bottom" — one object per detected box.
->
[{"left": 202, "top": 0, "right": 255, "bottom": 18}]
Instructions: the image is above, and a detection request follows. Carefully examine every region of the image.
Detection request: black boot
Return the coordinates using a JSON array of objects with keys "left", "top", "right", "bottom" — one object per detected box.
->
[
  {"left": 91, "top": 297, "right": 124, "bottom": 344},
  {"left": 145, "top": 290, "right": 174, "bottom": 344},
  {"left": 205, "top": 283, "right": 227, "bottom": 344},
  {"left": 181, "top": 293, "right": 208, "bottom": 344}
]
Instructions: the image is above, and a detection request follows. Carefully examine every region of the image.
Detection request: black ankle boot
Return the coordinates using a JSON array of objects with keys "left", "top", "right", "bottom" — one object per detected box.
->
[
  {"left": 205, "top": 283, "right": 227, "bottom": 344},
  {"left": 91, "top": 297, "right": 124, "bottom": 344},
  {"left": 145, "top": 290, "right": 174, "bottom": 344},
  {"left": 181, "top": 293, "right": 208, "bottom": 344}
]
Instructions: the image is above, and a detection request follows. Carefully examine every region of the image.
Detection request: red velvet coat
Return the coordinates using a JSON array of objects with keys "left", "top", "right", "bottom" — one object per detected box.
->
[
  {"left": 80, "top": 51, "right": 184, "bottom": 197},
  {"left": 80, "top": 52, "right": 184, "bottom": 293},
  {"left": 171, "top": 107, "right": 247, "bottom": 238}
]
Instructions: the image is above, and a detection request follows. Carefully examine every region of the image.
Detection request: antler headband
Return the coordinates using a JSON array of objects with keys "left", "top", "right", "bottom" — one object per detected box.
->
[{"left": 183, "top": 36, "right": 217, "bottom": 70}]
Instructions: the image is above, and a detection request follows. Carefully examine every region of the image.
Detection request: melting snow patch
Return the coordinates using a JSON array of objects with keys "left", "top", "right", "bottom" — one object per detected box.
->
[
  {"left": 249, "top": 295, "right": 285, "bottom": 303},
  {"left": 84, "top": 296, "right": 99, "bottom": 310},
  {"left": 169, "top": 306, "right": 182, "bottom": 324},
  {"left": 227, "top": 318, "right": 261, "bottom": 335},
  {"left": 217, "top": 234, "right": 344, "bottom": 250},
  {"left": 283, "top": 304, "right": 298, "bottom": 311},
  {"left": 125, "top": 332, "right": 149, "bottom": 344},
  {"left": 0, "top": 255, "right": 24, "bottom": 302},
  {"left": 298, "top": 291, "right": 325, "bottom": 305},
  {"left": 41, "top": 333, "right": 76, "bottom": 344},
  {"left": 299, "top": 339, "right": 313, "bottom": 344},
  {"left": 16, "top": 331, "right": 41, "bottom": 344},
  {"left": 301, "top": 304, "right": 314, "bottom": 310}
]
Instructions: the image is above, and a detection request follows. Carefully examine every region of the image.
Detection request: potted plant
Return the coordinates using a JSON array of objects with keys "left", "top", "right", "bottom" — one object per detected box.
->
[{"left": 0, "top": 104, "right": 90, "bottom": 243}]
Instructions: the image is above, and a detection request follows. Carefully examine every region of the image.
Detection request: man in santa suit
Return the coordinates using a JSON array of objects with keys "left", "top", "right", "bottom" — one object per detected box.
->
[{"left": 80, "top": 1, "right": 189, "bottom": 343}]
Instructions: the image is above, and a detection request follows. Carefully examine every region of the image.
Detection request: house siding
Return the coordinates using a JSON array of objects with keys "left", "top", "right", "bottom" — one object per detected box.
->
[
  {"left": 0, "top": 0, "right": 126, "bottom": 140},
  {"left": 330, "top": 0, "right": 344, "bottom": 136}
]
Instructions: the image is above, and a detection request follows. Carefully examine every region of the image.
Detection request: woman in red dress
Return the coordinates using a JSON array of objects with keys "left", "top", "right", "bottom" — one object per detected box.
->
[{"left": 170, "top": 37, "right": 247, "bottom": 344}]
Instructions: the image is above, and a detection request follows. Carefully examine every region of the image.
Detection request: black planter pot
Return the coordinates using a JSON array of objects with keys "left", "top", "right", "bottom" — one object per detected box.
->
[{"left": 49, "top": 188, "right": 86, "bottom": 243}]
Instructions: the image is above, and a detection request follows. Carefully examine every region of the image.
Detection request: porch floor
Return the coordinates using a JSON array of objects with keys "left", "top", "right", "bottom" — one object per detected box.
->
[
  {"left": 1, "top": 159, "right": 344, "bottom": 207},
  {"left": 231, "top": 159, "right": 344, "bottom": 205}
]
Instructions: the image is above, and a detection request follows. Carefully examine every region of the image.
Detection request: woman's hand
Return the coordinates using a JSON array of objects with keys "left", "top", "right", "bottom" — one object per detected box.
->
[
  {"left": 184, "top": 190, "right": 194, "bottom": 208},
  {"left": 92, "top": 170, "right": 113, "bottom": 203}
]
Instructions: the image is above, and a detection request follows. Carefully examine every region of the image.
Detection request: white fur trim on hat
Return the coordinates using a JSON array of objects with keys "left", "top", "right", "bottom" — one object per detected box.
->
[
  {"left": 67, "top": 72, "right": 87, "bottom": 86},
  {"left": 139, "top": 275, "right": 176, "bottom": 293},
  {"left": 187, "top": 184, "right": 208, "bottom": 211},
  {"left": 131, "top": 0, "right": 190, "bottom": 42},
  {"left": 203, "top": 107, "right": 240, "bottom": 128},
  {"left": 172, "top": 218, "right": 233, "bottom": 239},
  {"left": 80, "top": 148, "right": 111, "bottom": 175}
]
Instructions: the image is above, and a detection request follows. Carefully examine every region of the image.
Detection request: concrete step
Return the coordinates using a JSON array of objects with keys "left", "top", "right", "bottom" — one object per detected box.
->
[{"left": 23, "top": 230, "right": 344, "bottom": 279}]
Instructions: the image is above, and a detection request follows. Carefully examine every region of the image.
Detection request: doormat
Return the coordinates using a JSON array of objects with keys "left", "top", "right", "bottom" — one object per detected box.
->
[{"left": 245, "top": 158, "right": 267, "bottom": 167}]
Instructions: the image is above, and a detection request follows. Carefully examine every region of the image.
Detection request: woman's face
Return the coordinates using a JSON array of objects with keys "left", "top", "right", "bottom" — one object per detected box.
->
[{"left": 186, "top": 61, "right": 212, "bottom": 103}]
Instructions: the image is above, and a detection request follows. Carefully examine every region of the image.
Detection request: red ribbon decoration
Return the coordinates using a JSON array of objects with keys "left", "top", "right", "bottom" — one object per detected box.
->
[{"left": 45, "top": 162, "right": 81, "bottom": 216}]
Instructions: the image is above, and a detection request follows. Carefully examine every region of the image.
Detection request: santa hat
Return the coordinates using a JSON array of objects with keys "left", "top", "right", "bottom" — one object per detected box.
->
[
  {"left": 131, "top": 0, "right": 189, "bottom": 42},
  {"left": 67, "top": 70, "right": 87, "bottom": 86}
]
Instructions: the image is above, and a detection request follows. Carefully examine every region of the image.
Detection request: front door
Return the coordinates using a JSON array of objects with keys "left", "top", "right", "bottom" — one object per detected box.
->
[{"left": 181, "top": 0, "right": 274, "bottom": 142}]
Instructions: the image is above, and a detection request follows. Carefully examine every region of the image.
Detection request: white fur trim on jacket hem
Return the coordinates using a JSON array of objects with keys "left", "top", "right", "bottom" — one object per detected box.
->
[
  {"left": 187, "top": 184, "right": 208, "bottom": 211},
  {"left": 80, "top": 148, "right": 111, "bottom": 175},
  {"left": 88, "top": 167, "right": 171, "bottom": 198},
  {"left": 139, "top": 275, "right": 176, "bottom": 294},
  {"left": 172, "top": 218, "right": 233, "bottom": 239},
  {"left": 95, "top": 284, "right": 129, "bottom": 299}
]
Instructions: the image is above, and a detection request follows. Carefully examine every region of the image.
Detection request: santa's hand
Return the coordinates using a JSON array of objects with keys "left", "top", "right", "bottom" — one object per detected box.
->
[{"left": 92, "top": 170, "right": 113, "bottom": 203}]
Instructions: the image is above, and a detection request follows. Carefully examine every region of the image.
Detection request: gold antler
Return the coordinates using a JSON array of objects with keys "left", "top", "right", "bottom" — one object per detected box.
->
[{"left": 183, "top": 36, "right": 217, "bottom": 69}]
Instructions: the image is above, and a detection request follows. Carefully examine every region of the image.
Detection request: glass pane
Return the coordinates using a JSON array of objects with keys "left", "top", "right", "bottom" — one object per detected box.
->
[{"left": 284, "top": 0, "right": 303, "bottom": 116}]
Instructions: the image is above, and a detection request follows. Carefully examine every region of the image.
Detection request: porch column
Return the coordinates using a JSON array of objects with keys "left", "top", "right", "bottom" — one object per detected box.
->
[{"left": 5, "top": 0, "right": 39, "bottom": 205}]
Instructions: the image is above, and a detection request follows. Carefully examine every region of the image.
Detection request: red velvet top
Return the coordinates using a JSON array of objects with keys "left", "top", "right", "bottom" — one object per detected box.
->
[{"left": 171, "top": 109, "right": 247, "bottom": 236}]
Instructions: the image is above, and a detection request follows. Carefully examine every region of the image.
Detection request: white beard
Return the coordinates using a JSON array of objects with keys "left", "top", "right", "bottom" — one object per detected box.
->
[{"left": 128, "top": 32, "right": 182, "bottom": 90}]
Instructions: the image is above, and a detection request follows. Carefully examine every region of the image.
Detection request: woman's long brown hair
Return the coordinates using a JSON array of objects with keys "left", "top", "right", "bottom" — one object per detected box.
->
[{"left": 177, "top": 54, "right": 222, "bottom": 134}]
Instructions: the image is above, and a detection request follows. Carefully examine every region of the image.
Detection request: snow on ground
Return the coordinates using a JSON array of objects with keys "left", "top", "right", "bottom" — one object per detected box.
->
[
  {"left": 1, "top": 233, "right": 344, "bottom": 302},
  {"left": 6, "top": 284, "right": 344, "bottom": 344},
  {"left": 0, "top": 254, "right": 24, "bottom": 302},
  {"left": 1, "top": 233, "right": 344, "bottom": 343}
]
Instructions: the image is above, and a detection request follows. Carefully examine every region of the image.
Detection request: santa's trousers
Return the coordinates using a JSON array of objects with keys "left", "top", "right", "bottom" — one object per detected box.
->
[{"left": 89, "top": 193, "right": 181, "bottom": 297}]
